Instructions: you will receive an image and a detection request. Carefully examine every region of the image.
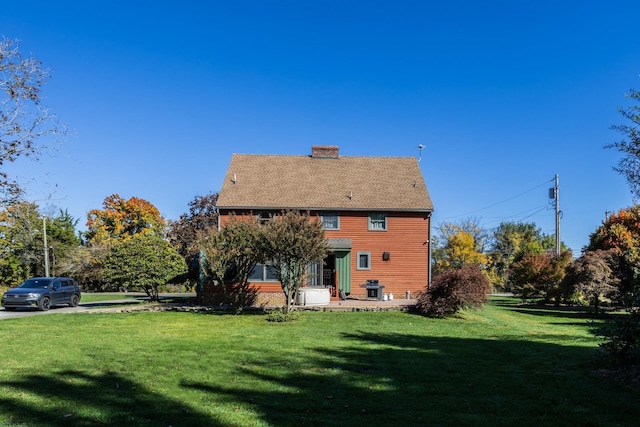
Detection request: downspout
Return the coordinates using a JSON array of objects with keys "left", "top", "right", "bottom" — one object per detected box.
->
[{"left": 427, "top": 211, "right": 432, "bottom": 290}]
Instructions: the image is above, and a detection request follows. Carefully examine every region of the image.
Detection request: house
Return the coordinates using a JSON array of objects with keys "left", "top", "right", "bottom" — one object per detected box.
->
[{"left": 215, "top": 145, "right": 434, "bottom": 304}]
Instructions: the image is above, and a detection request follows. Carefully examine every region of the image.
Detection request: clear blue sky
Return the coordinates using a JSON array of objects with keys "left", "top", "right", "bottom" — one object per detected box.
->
[{"left": 3, "top": 1, "right": 639, "bottom": 253}]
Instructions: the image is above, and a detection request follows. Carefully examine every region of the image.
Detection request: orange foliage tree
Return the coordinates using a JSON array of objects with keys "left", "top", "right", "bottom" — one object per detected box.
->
[
  {"left": 510, "top": 251, "right": 572, "bottom": 303},
  {"left": 85, "top": 194, "right": 166, "bottom": 246},
  {"left": 588, "top": 205, "right": 640, "bottom": 256},
  {"left": 586, "top": 205, "right": 640, "bottom": 297}
]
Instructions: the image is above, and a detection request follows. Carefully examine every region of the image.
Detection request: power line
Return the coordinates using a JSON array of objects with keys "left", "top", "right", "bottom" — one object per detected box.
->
[
  {"left": 442, "top": 178, "right": 555, "bottom": 220},
  {"left": 519, "top": 205, "right": 551, "bottom": 222},
  {"left": 481, "top": 204, "right": 551, "bottom": 222}
]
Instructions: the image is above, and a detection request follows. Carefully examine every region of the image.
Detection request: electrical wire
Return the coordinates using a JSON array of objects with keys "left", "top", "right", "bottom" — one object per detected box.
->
[{"left": 442, "top": 177, "right": 555, "bottom": 220}]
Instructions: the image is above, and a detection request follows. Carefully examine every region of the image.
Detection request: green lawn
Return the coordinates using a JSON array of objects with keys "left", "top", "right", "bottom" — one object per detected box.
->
[
  {"left": 79, "top": 293, "right": 143, "bottom": 303},
  {"left": 0, "top": 297, "right": 637, "bottom": 426}
]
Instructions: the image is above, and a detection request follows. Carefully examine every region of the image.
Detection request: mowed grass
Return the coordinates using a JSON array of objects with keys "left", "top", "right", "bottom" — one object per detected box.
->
[
  {"left": 79, "top": 293, "right": 143, "bottom": 303},
  {"left": 0, "top": 297, "right": 638, "bottom": 426}
]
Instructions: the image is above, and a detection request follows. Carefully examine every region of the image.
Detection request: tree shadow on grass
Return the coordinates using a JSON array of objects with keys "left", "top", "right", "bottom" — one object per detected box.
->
[
  {"left": 507, "top": 307, "right": 597, "bottom": 320},
  {"left": 0, "top": 370, "right": 217, "bottom": 427},
  {"left": 182, "top": 331, "right": 640, "bottom": 427},
  {"left": 493, "top": 299, "right": 601, "bottom": 321}
]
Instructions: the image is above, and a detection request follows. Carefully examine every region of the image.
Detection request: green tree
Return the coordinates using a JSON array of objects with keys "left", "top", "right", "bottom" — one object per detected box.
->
[
  {"left": 0, "top": 37, "right": 66, "bottom": 204},
  {"left": 0, "top": 201, "right": 40, "bottom": 284},
  {"left": 606, "top": 87, "right": 640, "bottom": 199},
  {"left": 198, "top": 215, "right": 262, "bottom": 311},
  {"left": 102, "top": 234, "right": 187, "bottom": 301},
  {"left": 261, "top": 210, "right": 328, "bottom": 314},
  {"left": 45, "top": 209, "right": 81, "bottom": 275},
  {"left": 595, "top": 285, "right": 640, "bottom": 365},
  {"left": 0, "top": 202, "right": 80, "bottom": 286},
  {"left": 487, "top": 221, "right": 555, "bottom": 291}
]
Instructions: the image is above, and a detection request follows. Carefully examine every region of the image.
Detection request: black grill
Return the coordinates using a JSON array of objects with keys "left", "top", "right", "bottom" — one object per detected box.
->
[{"left": 364, "top": 280, "right": 385, "bottom": 301}]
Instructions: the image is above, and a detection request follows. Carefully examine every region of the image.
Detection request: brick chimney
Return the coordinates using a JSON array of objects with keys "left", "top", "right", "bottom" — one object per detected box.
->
[{"left": 311, "top": 145, "right": 339, "bottom": 159}]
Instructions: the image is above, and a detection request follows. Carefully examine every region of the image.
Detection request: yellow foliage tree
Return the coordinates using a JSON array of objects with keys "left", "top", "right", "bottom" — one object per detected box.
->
[{"left": 435, "top": 230, "right": 487, "bottom": 273}]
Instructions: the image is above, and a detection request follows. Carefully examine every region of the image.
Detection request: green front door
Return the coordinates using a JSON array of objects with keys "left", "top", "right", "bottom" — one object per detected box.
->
[{"left": 334, "top": 251, "right": 351, "bottom": 295}]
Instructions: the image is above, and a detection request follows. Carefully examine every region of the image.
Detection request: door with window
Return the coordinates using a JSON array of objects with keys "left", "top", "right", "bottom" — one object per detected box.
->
[{"left": 306, "top": 254, "right": 341, "bottom": 298}]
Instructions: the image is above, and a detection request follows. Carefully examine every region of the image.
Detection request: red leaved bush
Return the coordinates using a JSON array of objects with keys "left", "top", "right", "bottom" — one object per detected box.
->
[{"left": 416, "top": 265, "right": 491, "bottom": 317}]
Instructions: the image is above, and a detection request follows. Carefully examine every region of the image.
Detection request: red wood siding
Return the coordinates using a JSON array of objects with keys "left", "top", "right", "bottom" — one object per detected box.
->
[
  {"left": 324, "top": 211, "right": 430, "bottom": 296},
  {"left": 217, "top": 209, "right": 432, "bottom": 298}
]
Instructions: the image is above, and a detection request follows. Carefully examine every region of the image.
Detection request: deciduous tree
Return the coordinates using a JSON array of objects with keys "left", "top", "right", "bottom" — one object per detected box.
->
[
  {"left": 85, "top": 194, "right": 165, "bottom": 246},
  {"left": 416, "top": 265, "right": 491, "bottom": 318},
  {"left": 606, "top": 87, "right": 640, "bottom": 199},
  {"left": 588, "top": 205, "right": 640, "bottom": 255},
  {"left": 487, "top": 221, "right": 555, "bottom": 291},
  {"left": 564, "top": 250, "right": 620, "bottom": 313},
  {"left": 510, "top": 251, "right": 572, "bottom": 303},
  {"left": 55, "top": 245, "right": 107, "bottom": 291},
  {"left": 433, "top": 229, "right": 487, "bottom": 275},
  {"left": 102, "top": 234, "right": 186, "bottom": 301},
  {"left": 168, "top": 192, "right": 218, "bottom": 258},
  {"left": 588, "top": 205, "right": 640, "bottom": 294},
  {"left": 261, "top": 211, "right": 327, "bottom": 314},
  {"left": 0, "top": 37, "right": 66, "bottom": 204},
  {"left": 435, "top": 218, "right": 488, "bottom": 252},
  {"left": 0, "top": 201, "right": 38, "bottom": 285},
  {"left": 198, "top": 215, "right": 262, "bottom": 311},
  {"left": 0, "top": 202, "right": 80, "bottom": 286}
]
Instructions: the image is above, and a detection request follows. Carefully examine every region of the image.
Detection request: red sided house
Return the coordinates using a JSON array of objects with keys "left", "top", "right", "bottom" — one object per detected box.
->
[{"left": 215, "top": 145, "right": 434, "bottom": 304}]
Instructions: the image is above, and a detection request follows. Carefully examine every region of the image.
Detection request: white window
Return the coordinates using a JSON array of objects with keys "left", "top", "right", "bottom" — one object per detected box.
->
[
  {"left": 368, "top": 212, "right": 387, "bottom": 231},
  {"left": 321, "top": 212, "right": 340, "bottom": 230},
  {"left": 357, "top": 252, "right": 371, "bottom": 270}
]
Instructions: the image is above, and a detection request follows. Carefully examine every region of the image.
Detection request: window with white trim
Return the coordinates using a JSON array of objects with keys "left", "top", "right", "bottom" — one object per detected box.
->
[
  {"left": 321, "top": 212, "right": 340, "bottom": 230},
  {"left": 356, "top": 252, "right": 371, "bottom": 270},
  {"left": 368, "top": 212, "right": 387, "bottom": 231}
]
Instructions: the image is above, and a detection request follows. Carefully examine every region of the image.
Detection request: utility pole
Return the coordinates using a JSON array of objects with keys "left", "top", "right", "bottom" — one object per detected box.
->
[
  {"left": 43, "top": 217, "right": 49, "bottom": 277},
  {"left": 551, "top": 175, "right": 561, "bottom": 256}
]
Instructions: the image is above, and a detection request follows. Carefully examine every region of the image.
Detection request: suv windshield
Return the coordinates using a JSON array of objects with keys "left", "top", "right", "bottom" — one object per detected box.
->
[{"left": 19, "top": 279, "right": 52, "bottom": 289}]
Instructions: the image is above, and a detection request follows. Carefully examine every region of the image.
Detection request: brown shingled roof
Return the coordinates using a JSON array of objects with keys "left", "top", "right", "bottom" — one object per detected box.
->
[{"left": 217, "top": 152, "right": 433, "bottom": 211}]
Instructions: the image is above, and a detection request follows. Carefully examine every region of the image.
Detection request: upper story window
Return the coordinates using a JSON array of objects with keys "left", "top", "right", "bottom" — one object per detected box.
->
[
  {"left": 321, "top": 212, "right": 340, "bottom": 230},
  {"left": 257, "top": 211, "right": 275, "bottom": 224},
  {"left": 368, "top": 212, "right": 387, "bottom": 231}
]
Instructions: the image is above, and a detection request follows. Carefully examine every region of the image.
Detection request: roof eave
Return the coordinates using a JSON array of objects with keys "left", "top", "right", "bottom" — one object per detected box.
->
[{"left": 217, "top": 206, "right": 434, "bottom": 213}]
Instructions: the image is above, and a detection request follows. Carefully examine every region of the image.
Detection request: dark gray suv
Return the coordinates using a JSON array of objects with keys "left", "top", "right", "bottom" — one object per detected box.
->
[{"left": 1, "top": 277, "right": 82, "bottom": 311}]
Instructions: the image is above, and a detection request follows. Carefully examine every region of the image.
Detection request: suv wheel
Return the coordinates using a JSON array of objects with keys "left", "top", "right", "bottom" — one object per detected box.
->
[
  {"left": 39, "top": 296, "right": 51, "bottom": 311},
  {"left": 69, "top": 294, "right": 80, "bottom": 307}
]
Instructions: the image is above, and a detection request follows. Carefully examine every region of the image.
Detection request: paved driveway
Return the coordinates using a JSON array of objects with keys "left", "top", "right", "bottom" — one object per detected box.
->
[{"left": 0, "top": 299, "right": 142, "bottom": 319}]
